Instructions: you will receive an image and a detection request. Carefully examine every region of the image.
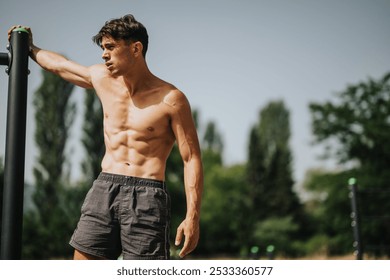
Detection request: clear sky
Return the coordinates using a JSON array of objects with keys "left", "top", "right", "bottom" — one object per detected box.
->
[{"left": 1, "top": 0, "right": 389, "bottom": 184}]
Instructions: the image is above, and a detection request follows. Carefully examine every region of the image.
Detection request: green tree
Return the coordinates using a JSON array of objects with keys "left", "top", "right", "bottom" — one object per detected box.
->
[
  {"left": 309, "top": 72, "right": 390, "bottom": 257},
  {"left": 22, "top": 70, "right": 75, "bottom": 259},
  {"left": 199, "top": 164, "right": 250, "bottom": 255},
  {"left": 203, "top": 121, "right": 223, "bottom": 153},
  {"left": 197, "top": 120, "right": 251, "bottom": 256},
  {"left": 253, "top": 216, "right": 299, "bottom": 255},
  {"left": 248, "top": 101, "right": 300, "bottom": 217},
  {"left": 301, "top": 169, "right": 353, "bottom": 255},
  {"left": 202, "top": 121, "right": 224, "bottom": 170},
  {"left": 81, "top": 89, "right": 105, "bottom": 182},
  {"left": 247, "top": 100, "right": 303, "bottom": 256},
  {"left": 32, "top": 70, "right": 75, "bottom": 206},
  {"left": 309, "top": 72, "right": 390, "bottom": 174},
  {"left": 247, "top": 127, "right": 265, "bottom": 216}
]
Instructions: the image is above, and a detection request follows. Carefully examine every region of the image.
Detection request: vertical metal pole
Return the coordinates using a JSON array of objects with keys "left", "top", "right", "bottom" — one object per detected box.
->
[
  {"left": 1, "top": 28, "right": 29, "bottom": 260},
  {"left": 348, "top": 177, "right": 363, "bottom": 260}
]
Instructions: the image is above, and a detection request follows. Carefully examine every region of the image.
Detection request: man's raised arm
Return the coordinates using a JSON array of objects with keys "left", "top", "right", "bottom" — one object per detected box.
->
[{"left": 9, "top": 25, "right": 93, "bottom": 89}]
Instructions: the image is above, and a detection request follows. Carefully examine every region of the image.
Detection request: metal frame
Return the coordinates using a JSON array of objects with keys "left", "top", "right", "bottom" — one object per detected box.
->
[{"left": 0, "top": 28, "right": 30, "bottom": 260}]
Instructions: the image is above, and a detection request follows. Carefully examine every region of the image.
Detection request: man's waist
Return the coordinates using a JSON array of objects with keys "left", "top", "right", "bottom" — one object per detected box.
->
[{"left": 97, "top": 172, "right": 165, "bottom": 189}]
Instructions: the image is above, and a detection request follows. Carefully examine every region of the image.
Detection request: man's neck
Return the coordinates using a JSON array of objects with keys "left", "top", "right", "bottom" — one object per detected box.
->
[{"left": 122, "top": 63, "right": 156, "bottom": 96}]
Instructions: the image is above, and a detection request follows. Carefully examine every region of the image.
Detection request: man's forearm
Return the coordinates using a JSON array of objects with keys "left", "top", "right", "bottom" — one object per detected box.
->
[
  {"left": 183, "top": 157, "right": 203, "bottom": 222},
  {"left": 28, "top": 45, "right": 92, "bottom": 88},
  {"left": 30, "top": 45, "right": 69, "bottom": 73},
  {"left": 175, "top": 157, "right": 203, "bottom": 257}
]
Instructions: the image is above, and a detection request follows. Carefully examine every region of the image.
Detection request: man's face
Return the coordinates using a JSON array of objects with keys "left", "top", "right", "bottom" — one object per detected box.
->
[{"left": 101, "top": 36, "right": 133, "bottom": 75}]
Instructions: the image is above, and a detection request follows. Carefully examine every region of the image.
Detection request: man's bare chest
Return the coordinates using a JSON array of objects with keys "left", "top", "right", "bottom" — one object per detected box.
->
[{"left": 102, "top": 95, "right": 171, "bottom": 137}]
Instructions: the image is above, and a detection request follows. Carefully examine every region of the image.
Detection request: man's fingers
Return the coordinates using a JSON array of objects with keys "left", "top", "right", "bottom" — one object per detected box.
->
[
  {"left": 8, "top": 26, "right": 17, "bottom": 40},
  {"left": 179, "top": 237, "right": 191, "bottom": 258},
  {"left": 179, "top": 234, "right": 199, "bottom": 258},
  {"left": 175, "top": 223, "right": 192, "bottom": 258},
  {"left": 8, "top": 25, "right": 29, "bottom": 41},
  {"left": 175, "top": 225, "right": 183, "bottom": 246},
  {"left": 175, "top": 220, "right": 199, "bottom": 258}
]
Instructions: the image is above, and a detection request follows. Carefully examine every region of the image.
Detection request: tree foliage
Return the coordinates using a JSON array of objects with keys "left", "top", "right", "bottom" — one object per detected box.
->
[
  {"left": 81, "top": 89, "right": 105, "bottom": 182},
  {"left": 248, "top": 101, "right": 300, "bottom": 219},
  {"left": 194, "top": 116, "right": 252, "bottom": 256},
  {"left": 247, "top": 100, "right": 305, "bottom": 256},
  {"left": 23, "top": 70, "right": 75, "bottom": 259},
  {"left": 302, "top": 169, "right": 354, "bottom": 255},
  {"left": 310, "top": 72, "right": 390, "bottom": 173},
  {"left": 308, "top": 72, "right": 390, "bottom": 257},
  {"left": 203, "top": 122, "right": 223, "bottom": 154},
  {"left": 199, "top": 164, "right": 250, "bottom": 255}
]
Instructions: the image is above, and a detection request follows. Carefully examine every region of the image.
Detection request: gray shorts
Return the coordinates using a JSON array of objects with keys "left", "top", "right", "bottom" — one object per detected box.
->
[{"left": 69, "top": 172, "right": 171, "bottom": 260}]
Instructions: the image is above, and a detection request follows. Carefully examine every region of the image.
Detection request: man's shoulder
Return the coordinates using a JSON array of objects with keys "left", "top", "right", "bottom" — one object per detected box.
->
[
  {"left": 88, "top": 64, "right": 116, "bottom": 89},
  {"left": 162, "top": 87, "right": 189, "bottom": 109},
  {"left": 89, "top": 64, "right": 109, "bottom": 75}
]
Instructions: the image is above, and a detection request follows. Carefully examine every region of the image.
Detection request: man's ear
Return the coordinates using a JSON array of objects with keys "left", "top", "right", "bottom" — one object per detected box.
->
[{"left": 133, "top": 41, "right": 143, "bottom": 57}]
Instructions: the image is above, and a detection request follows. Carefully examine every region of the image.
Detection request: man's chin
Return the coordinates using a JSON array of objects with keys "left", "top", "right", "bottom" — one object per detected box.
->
[{"left": 108, "top": 69, "right": 120, "bottom": 77}]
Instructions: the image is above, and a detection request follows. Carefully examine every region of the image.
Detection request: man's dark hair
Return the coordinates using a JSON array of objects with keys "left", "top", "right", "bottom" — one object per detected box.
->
[{"left": 93, "top": 14, "right": 149, "bottom": 57}]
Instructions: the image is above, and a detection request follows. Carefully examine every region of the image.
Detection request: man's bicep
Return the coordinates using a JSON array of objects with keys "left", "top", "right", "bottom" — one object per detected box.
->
[{"left": 172, "top": 108, "right": 200, "bottom": 162}]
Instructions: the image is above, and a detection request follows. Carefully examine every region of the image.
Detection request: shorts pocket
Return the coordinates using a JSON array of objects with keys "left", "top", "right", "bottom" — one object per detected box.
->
[
  {"left": 81, "top": 180, "right": 116, "bottom": 219},
  {"left": 135, "top": 187, "right": 169, "bottom": 225}
]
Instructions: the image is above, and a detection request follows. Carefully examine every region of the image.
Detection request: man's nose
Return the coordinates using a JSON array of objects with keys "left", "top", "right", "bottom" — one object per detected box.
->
[{"left": 102, "top": 50, "right": 109, "bottom": 60}]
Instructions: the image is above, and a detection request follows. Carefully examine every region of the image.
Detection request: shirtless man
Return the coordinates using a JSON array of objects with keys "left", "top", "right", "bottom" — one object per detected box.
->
[{"left": 9, "top": 14, "right": 203, "bottom": 260}]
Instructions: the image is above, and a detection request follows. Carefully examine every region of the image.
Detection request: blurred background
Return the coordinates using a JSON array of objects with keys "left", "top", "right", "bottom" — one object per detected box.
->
[{"left": 1, "top": 0, "right": 389, "bottom": 259}]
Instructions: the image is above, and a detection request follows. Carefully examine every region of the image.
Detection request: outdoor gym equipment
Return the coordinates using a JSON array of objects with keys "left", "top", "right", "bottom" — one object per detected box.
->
[{"left": 0, "top": 28, "right": 30, "bottom": 260}]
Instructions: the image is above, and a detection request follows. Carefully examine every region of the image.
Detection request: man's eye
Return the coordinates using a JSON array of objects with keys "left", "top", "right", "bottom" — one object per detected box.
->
[{"left": 102, "top": 44, "right": 114, "bottom": 51}]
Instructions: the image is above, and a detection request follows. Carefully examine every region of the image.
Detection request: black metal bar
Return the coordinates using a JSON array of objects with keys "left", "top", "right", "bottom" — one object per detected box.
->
[
  {"left": 0, "top": 52, "right": 9, "bottom": 66},
  {"left": 1, "top": 28, "right": 30, "bottom": 260},
  {"left": 348, "top": 177, "right": 363, "bottom": 260}
]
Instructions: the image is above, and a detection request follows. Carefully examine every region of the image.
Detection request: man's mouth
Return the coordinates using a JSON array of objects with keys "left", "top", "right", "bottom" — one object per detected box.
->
[{"left": 105, "top": 62, "right": 113, "bottom": 70}]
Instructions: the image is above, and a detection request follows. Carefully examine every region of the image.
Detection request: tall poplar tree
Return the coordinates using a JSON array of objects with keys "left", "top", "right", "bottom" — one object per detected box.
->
[
  {"left": 248, "top": 101, "right": 299, "bottom": 218},
  {"left": 202, "top": 121, "right": 224, "bottom": 168},
  {"left": 247, "top": 100, "right": 303, "bottom": 255},
  {"left": 23, "top": 70, "right": 75, "bottom": 259},
  {"left": 33, "top": 70, "right": 75, "bottom": 217},
  {"left": 81, "top": 89, "right": 105, "bottom": 182}
]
